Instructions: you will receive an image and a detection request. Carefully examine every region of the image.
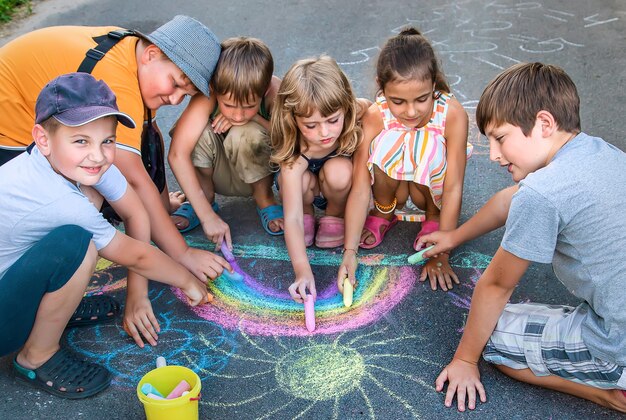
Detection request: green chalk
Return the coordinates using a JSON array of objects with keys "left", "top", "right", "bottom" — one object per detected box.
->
[{"left": 407, "top": 245, "right": 435, "bottom": 264}]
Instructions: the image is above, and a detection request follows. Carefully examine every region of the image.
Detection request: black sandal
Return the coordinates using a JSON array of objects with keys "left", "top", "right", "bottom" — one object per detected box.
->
[
  {"left": 66, "top": 295, "right": 120, "bottom": 328},
  {"left": 13, "top": 348, "right": 112, "bottom": 399}
]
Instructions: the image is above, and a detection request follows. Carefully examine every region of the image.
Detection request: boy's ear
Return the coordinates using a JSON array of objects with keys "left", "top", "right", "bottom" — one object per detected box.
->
[
  {"left": 140, "top": 44, "right": 163, "bottom": 64},
  {"left": 536, "top": 110, "right": 557, "bottom": 137},
  {"left": 32, "top": 124, "right": 51, "bottom": 156}
]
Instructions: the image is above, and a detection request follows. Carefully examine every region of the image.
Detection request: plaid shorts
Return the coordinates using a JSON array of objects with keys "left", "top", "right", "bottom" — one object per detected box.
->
[{"left": 483, "top": 303, "right": 626, "bottom": 390}]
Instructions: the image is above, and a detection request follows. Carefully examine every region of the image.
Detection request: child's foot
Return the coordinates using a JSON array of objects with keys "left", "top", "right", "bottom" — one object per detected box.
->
[
  {"left": 169, "top": 190, "right": 186, "bottom": 212},
  {"left": 256, "top": 204, "right": 284, "bottom": 235},
  {"left": 360, "top": 210, "right": 397, "bottom": 249},
  {"left": 171, "top": 202, "right": 218, "bottom": 232},
  {"left": 256, "top": 198, "right": 284, "bottom": 234}
]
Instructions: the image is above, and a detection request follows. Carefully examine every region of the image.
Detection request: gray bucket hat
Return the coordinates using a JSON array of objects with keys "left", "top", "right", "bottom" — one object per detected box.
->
[{"left": 139, "top": 15, "right": 220, "bottom": 97}]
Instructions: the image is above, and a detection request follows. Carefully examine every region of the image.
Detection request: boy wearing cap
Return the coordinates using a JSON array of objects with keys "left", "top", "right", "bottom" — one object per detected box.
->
[
  {"left": 0, "top": 72, "right": 220, "bottom": 399},
  {"left": 169, "top": 36, "right": 283, "bottom": 247},
  {"left": 0, "top": 16, "right": 227, "bottom": 347}
]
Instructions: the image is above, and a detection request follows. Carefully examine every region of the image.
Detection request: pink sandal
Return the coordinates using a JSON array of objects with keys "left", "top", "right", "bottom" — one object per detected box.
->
[
  {"left": 315, "top": 216, "right": 344, "bottom": 248},
  {"left": 359, "top": 215, "right": 398, "bottom": 249},
  {"left": 304, "top": 214, "right": 316, "bottom": 247},
  {"left": 413, "top": 220, "right": 439, "bottom": 251}
]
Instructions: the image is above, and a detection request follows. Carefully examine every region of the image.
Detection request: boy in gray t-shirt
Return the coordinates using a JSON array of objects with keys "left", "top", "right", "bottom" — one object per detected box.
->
[
  {"left": 0, "top": 73, "right": 227, "bottom": 399},
  {"left": 416, "top": 63, "right": 626, "bottom": 413}
]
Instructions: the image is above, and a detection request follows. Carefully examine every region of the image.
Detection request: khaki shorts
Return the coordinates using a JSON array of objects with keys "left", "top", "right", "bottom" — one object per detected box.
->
[{"left": 191, "top": 121, "right": 272, "bottom": 197}]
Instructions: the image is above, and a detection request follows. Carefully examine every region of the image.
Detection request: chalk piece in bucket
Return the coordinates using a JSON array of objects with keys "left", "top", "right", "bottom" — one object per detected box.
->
[
  {"left": 408, "top": 245, "right": 435, "bottom": 264},
  {"left": 220, "top": 242, "right": 235, "bottom": 263},
  {"left": 166, "top": 379, "right": 191, "bottom": 399},
  {"left": 220, "top": 269, "right": 244, "bottom": 282},
  {"left": 304, "top": 294, "right": 315, "bottom": 332},
  {"left": 141, "top": 383, "right": 164, "bottom": 398},
  {"left": 156, "top": 356, "right": 166, "bottom": 368},
  {"left": 343, "top": 278, "right": 353, "bottom": 307},
  {"left": 137, "top": 365, "right": 201, "bottom": 419},
  {"left": 147, "top": 392, "right": 165, "bottom": 400}
]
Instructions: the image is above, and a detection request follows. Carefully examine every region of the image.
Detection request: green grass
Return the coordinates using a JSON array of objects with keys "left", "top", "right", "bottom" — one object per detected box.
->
[{"left": 0, "top": 0, "right": 30, "bottom": 23}]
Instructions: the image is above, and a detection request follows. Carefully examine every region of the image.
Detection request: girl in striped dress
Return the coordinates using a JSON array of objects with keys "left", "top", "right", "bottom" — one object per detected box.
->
[{"left": 337, "top": 28, "right": 472, "bottom": 294}]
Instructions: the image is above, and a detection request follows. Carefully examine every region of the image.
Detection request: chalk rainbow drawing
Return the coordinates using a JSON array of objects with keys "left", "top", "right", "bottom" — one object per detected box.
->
[
  {"left": 176, "top": 241, "right": 421, "bottom": 337},
  {"left": 172, "top": 240, "right": 493, "bottom": 337},
  {"left": 198, "top": 325, "right": 443, "bottom": 419}
]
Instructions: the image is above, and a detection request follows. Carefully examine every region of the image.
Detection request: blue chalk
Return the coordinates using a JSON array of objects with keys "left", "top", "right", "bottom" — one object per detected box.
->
[
  {"left": 220, "top": 269, "right": 244, "bottom": 282},
  {"left": 141, "top": 383, "right": 164, "bottom": 398}
]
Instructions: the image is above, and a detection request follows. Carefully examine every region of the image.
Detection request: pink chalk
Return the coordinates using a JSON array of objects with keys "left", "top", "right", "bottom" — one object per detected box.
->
[
  {"left": 166, "top": 379, "right": 191, "bottom": 399},
  {"left": 304, "top": 294, "right": 315, "bottom": 332}
]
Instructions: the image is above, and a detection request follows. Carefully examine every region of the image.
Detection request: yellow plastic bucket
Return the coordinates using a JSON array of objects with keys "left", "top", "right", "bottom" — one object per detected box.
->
[{"left": 136, "top": 365, "right": 201, "bottom": 420}]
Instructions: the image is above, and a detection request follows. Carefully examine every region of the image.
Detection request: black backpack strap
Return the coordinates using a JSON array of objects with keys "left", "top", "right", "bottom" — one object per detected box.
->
[{"left": 77, "top": 29, "right": 136, "bottom": 74}]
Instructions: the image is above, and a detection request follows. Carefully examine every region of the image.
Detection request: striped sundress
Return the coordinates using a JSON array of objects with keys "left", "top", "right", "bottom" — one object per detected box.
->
[{"left": 367, "top": 92, "right": 472, "bottom": 209}]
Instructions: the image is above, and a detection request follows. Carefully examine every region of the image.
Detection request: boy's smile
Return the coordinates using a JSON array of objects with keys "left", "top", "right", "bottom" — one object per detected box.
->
[
  {"left": 139, "top": 46, "right": 199, "bottom": 111},
  {"left": 486, "top": 120, "right": 549, "bottom": 182},
  {"left": 37, "top": 117, "right": 118, "bottom": 186}
]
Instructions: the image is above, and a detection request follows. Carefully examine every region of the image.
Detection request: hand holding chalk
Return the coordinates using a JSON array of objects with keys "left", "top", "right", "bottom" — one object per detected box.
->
[
  {"left": 408, "top": 245, "right": 435, "bottom": 264},
  {"left": 220, "top": 242, "right": 235, "bottom": 263},
  {"left": 304, "top": 294, "right": 316, "bottom": 332},
  {"left": 217, "top": 243, "right": 243, "bottom": 280},
  {"left": 342, "top": 278, "right": 353, "bottom": 307}
]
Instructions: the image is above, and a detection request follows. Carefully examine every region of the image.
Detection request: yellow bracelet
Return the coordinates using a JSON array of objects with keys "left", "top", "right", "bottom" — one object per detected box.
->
[{"left": 374, "top": 198, "right": 397, "bottom": 214}]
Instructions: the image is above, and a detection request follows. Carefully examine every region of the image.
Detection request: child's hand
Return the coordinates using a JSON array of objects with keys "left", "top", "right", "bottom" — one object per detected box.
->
[
  {"left": 123, "top": 294, "right": 160, "bottom": 348},
  {"left": 181, "top": 277, "right": 214, "bottom": 306},
  {"left": 211, "top": 114, "right": 233, "bottom": 134},
  {"left": 416, "top": 230, "right": 458, "bottom": 258},
  {"left": 436, "top": 358, "right": 486, "bottom": 412},
  {"left": 337, "top": 251, "right": 358, "bottom": 293},
  {"left": 179, "top": 247, "right": 232, "bottom": 281},
  {"left": 288, "top": 274, "right": 317, "bottom": 303},
  {"left": 420, "top": 255, "right": 459, "bottom": 291},
  {"left": 201, "top": 214, "right": 232, "bottom": 250}
]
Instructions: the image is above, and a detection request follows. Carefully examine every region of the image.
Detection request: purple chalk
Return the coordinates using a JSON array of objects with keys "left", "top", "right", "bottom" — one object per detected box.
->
[
  {"left": 304, "top": 294, "right": 315, "bottom": 332},
  {"left": 166, "top": 379, "right": 191, "bottom": 399},
  {"left": 220, "top": 242, "right": 235, "bottom": 263},
  {"left": 147, "top": 392, "right": 164, "bottom": 400}
]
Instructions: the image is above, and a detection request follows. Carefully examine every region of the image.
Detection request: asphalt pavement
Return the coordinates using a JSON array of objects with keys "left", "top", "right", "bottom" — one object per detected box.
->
[{"left": 1, "top": 0, "right": 625, "bottom": 418}]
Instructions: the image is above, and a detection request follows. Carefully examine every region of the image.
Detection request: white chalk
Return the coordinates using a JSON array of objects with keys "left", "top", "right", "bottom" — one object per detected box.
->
[{"left": 156, "top": 356, "right": 166, "bottom": 368}]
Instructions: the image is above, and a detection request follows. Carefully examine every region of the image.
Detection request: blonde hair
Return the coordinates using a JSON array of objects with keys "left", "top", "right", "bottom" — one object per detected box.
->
[
  {"left": 270, "top": 55, "right": 361, "bottom": 166},
  {"left": 476, "top": 62, "right": 580, "bottom": 136},
  {"left": 211, "top": 37, "right": 274, "bottom": 104}
]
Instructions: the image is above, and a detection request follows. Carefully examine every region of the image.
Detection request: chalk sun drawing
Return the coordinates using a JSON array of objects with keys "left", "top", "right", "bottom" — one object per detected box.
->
[
  {"left": 176, "top": 240, "right": 420, "bottom": 337},
  {"left": 199, "top": 326, "right": 443, "bottom": 419}
]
